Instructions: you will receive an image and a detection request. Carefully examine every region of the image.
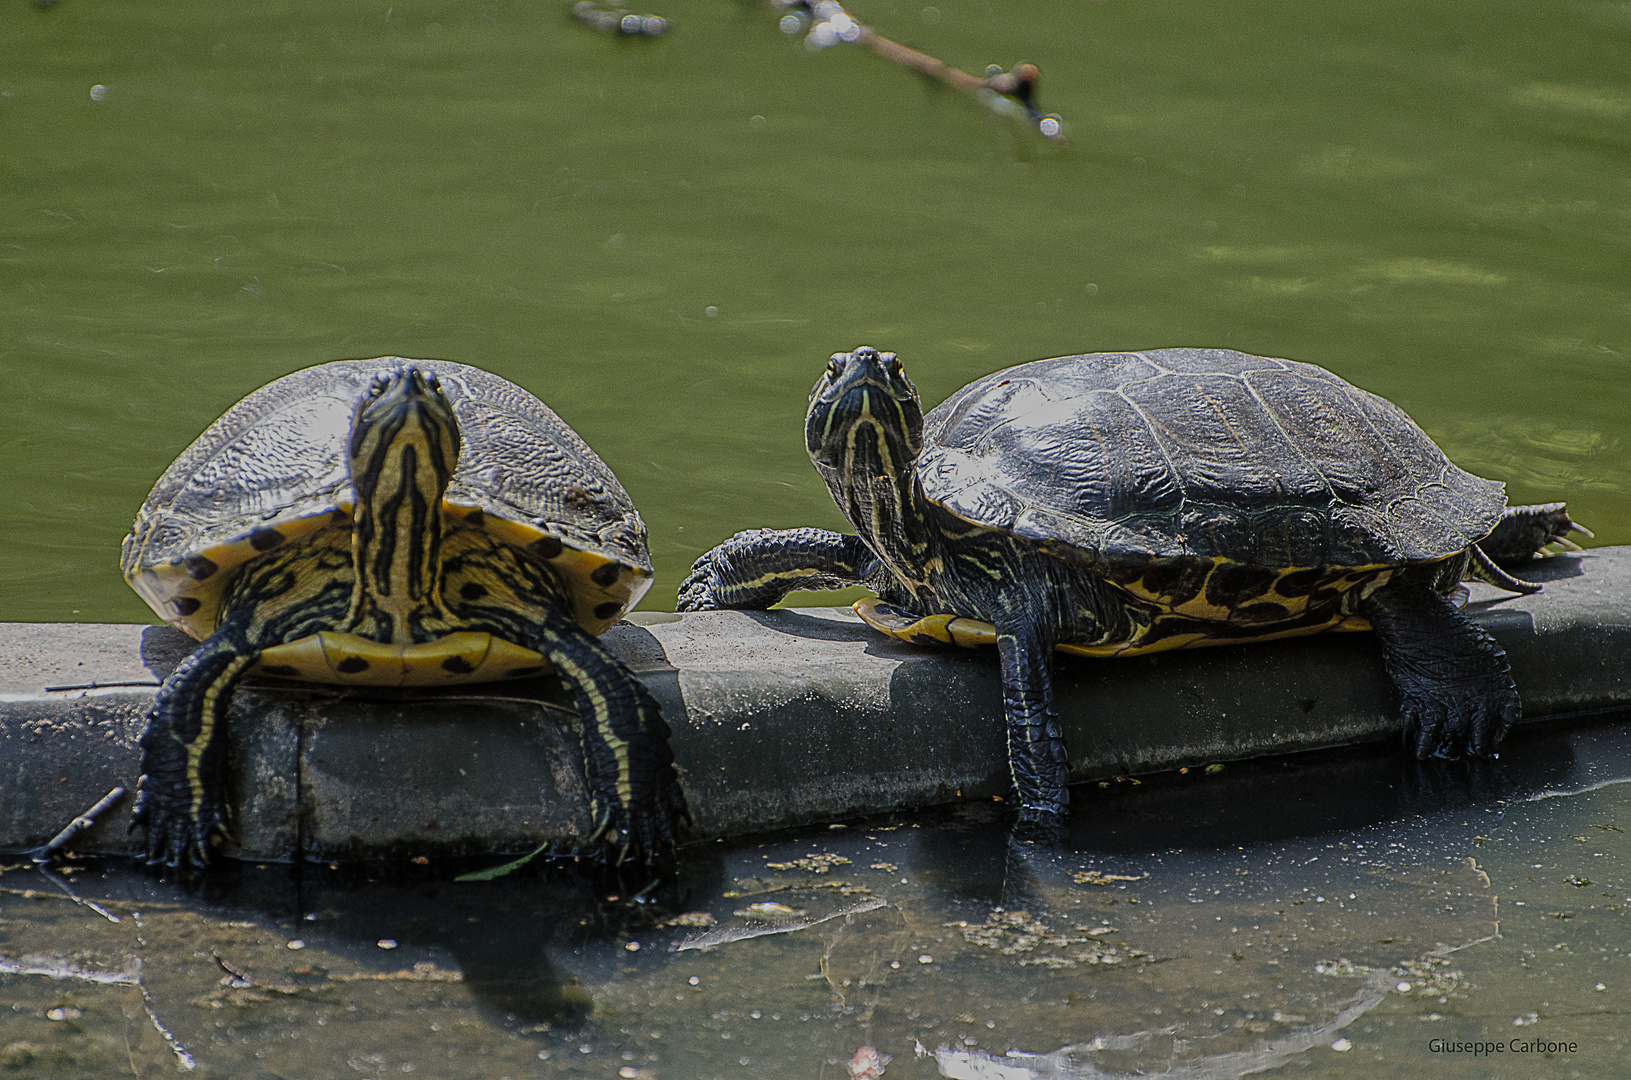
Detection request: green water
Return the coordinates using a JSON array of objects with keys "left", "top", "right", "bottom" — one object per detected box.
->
[
  {"left": 2, "top": 0, "right": 1628, "bottom": 622},
  {"left": 4, "top": 720, "right": 1629, "bottom": 1077}
]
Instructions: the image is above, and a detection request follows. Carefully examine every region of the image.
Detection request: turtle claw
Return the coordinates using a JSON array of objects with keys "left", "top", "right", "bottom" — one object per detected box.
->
[
  {"left": 1483, "top": 503, "right": 1591, "bottom": 565},
  {"left": 1400, "top": 680, "right": 1518, "bottom": 761},
  {"left": 132, "top": 778, "right": 231, "bottom": 874}
]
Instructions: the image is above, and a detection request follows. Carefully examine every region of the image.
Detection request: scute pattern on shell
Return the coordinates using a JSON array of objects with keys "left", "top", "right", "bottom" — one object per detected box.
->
[
  {"left": 918, "top": 348, "right": 1505, "bottom": 569},
  {"left": 122, "top": 358, "right": 650, "bottom": 632}
]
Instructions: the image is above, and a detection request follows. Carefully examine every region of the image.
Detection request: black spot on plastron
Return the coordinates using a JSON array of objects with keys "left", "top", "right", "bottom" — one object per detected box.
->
[
  {"left": 336, "top": 656, "right": 369, "bottom": 674},
  {"left": 590, "top": 562, "right": 622, "bottom": 587},
  {"left": 441, "top": 656, "right": 476, "bottom": 675},
  {"left": 260, "top": 664, "right": 299, "bottom": 677},
  {"left": 532, "top": 535, "right": 564, "bottom": 560},
  {"left": 594, "top": 601, "right": 621, "bottom": 620},
  {"left": 249, "top": 527, "right": 286, "bottom": 552},
  {"left": 459, "top": 582, "right": 488, "bottom": 601},
  {"left": 173, "top": 597, "right": 201, "bottom": 616},
  {"left": 183, "top": 555, "right": 218, "bottom": 581},
  {"left": 465, "top": 509, "right": 486, "bottom": 528},
  {"left": 505, "top": 665, "right": 547, "bottom": 678}
]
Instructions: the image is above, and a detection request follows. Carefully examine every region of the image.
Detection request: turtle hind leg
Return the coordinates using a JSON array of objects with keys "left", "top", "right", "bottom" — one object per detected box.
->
[
  {"left": 524, "top": 606, "right": 689, "bottom": 865},
  {"left": 1480, "top": 503, "right": 1591, "bottom": 565},
  {"left": 677, "top": 528, "right": 878, "bottom": 611},
  {"left": 132, "top": 625, "right": 256, "bottom": 870},
  {"left": 1359, "top": 577, "right": 1520, "bottom": 759}
]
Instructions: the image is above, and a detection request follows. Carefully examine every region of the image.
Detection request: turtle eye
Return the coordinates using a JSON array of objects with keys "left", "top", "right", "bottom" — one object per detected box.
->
[
  {"left": 882, "top": 353, "right": 903, "bottom": 377},
  {"left": 826, "top": 355, "right": 845, "bottom": 379}
]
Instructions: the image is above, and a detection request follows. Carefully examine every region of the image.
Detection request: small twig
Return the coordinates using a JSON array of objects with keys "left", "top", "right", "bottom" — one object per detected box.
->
[
  {"left": 33, "top": 786, "right": 126, "bottom": 864},
  {"left": 572, "top": 1, "right": 669, "bottom": 36},
  {"left": 777, "top": 1, "right": 1068, "bottom": 144}
]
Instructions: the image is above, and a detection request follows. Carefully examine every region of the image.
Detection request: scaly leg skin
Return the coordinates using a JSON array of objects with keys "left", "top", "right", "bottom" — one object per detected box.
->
[
  {"left": 996, "top": 618, "right": 1070, "bottom": 842},
  {"left": 130, "top": 624, "right": 256, "bottom": 870},
  {"left": 1359, "top": 577, "right": 1520, "bottom": 759},
  {"left": 1480, "top": 503, "right": 1591, "bottom": 565},
  {"left": 677, "top": 528, "right": 876, "bottom": 611},
  {"left": 521, "top": 605, "right": 689, "bottom": 864}
]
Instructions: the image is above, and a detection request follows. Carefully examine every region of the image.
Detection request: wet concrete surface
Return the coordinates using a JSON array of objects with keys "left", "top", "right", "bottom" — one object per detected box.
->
[
  {"left": 1, "top": 549, "right": 1628, "bottom": 862},
  {"left": 2, "top": 715, "right": 1627, "bottom": 1077}
]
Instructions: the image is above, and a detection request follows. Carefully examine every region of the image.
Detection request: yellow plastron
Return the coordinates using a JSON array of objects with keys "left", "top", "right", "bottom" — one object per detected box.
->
[
  {"left": 252, "top": 631, "right": 550, "bottom": 686},
  {"left": 852, "top": 597, "right": 1372, "bottom": 659}
]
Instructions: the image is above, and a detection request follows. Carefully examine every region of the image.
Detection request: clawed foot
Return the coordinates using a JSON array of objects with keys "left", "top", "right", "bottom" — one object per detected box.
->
[
  {"left": 1482, "top": 503, "right": 1592, "bottom": 565},
  {"left": 676, "top": 530, "right": 781, "bottom": 611},
  {"left": 130, "top": 779, "right": 233, "bottom": 872},
  {"left": 583, "top": 772, "right": 691, "bottom": 867},
  {"left": 1399, "top": 681, "right": 1520, "bottom": 760}
]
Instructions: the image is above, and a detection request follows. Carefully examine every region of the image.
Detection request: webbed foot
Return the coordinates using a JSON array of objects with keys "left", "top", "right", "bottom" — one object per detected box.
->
[
  {"left": 1360, "top": 577, "right": 1520, "bottom": 759},
  {"left": 131, "top": 774, "right": 232, "bottom": 871},
  {"left": 678, "top": 527, "right": 872, "bottom": 611},
  {"left": 1481, "top": 503, "right": 1591, "bottom": 564}
]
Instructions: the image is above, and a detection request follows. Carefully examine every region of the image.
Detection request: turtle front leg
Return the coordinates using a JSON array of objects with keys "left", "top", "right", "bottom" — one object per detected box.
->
[
  {"left": 995, "top": 617, "right": 1070, "bottom": 839},
  {"left": 521, "top": 606, "right": 689, "bottom": 864},
  {"left": 131, "top": 625, "right": 257, "bottom": 870},
  {"left": 1479, "top": 502, "right": 1591, "bottom": 565},
  {"left": 677, "top": 528, "right": 878, "bottom": 611},
  {"left": 1359, "top": 576, "right": 1520, "bottom": 759}
]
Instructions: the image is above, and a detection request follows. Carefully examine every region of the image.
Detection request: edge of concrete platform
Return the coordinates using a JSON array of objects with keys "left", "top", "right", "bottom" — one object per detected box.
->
[{"left": 2, "top": 548, "right": 1628, "bottom": 861}]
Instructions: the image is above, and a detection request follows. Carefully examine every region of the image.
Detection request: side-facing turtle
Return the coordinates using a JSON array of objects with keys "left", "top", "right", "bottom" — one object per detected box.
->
[
  {"left": 124, "top": 358, "right": 688, "bottom": 868},
  {"left": 679, "top": 346, "right": 1585, "bottom": 832}
]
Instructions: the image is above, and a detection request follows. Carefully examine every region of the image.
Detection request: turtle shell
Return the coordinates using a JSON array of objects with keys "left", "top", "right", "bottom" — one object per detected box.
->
[
  {"left": 122, "top": 358, "right": 652, "bottom": 641},
  {"left": 916, "top": 348, "right": 1506, "bottom": 570}
]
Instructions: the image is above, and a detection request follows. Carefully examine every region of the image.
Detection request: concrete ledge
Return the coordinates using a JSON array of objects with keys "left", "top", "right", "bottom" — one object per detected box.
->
[{"left": 2, "top": 548, "right": 1628, "bottom": 860}]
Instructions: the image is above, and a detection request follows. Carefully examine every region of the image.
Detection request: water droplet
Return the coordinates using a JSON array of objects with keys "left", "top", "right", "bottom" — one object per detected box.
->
[
  {"left": 89, "top": 85, "right": 106, "bottom": 101},
  {"left": 286, "top": 940, "right": 305, "bottom": 950},
  {"left": 1039, "top": 117, "right": 1060, "bottom": 138},
  {"left": 1331, "top": 1038, "right": 1352, "bottom": 1052},
  {"left": 705, "top": 306, "right": 718, "bottom": 317},
  {"left": 378, "top": 939, "right": 398, "bottom": 950},
  {"left": 917, "top": 954, "right": 933, "bottom": 964}
]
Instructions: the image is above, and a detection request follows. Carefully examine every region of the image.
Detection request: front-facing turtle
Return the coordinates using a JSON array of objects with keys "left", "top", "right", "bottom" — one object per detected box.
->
[
  {"left": 679, "top": 346, "right": 1585, "bottom": 832},
  {"left": 124, "top": 358, "right": 688, "bottom": 868}
]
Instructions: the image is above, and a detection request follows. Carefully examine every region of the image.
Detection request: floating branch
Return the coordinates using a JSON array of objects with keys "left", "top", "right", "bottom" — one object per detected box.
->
[
  {"left": 32, "top": 785, "right": 125, "bottom": 864},
  {"left": 773, "top": 0, "right": 1068, "bottom": 144},
  {"left": 573, "top": 1, "right": 670, "bottom": 36}
]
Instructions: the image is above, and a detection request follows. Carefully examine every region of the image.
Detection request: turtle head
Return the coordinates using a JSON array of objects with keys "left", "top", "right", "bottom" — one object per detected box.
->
[
  {"left": 805, "top": 346, "right": 924, "bottom": 485},
  {"left": 346, "top": 366, "right": 462, "bottom": 626},
  {"left": 350, "top": 366, "right": 461, "bottom": 498}
]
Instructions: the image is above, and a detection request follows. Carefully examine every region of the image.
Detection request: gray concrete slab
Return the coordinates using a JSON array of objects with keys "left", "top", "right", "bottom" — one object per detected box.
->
[{"left": 1, "top": 549, "right": 1627, "bottom": 861}]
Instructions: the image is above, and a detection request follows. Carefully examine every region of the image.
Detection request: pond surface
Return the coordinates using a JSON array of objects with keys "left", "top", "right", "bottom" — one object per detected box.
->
[
  {"left": 1, "top": 0, "right": 1628, "bottom": 620},
  {"left": 4, "top": 718, "right": 1629, "bottom": 1077},
  {"left": 3, "top": 1, "right": 1630, "bottom": 1076}
]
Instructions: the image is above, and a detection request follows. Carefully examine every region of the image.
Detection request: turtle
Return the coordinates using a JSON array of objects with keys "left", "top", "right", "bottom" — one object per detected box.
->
[
  {"left": 123, "top": 358, "right": 688, "bottom": 869},
  {"left": 678, "top": 346, "right": 1587, "bottom": 833}
]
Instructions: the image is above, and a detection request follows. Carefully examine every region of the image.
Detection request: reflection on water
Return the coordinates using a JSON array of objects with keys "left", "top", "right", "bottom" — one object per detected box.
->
[{"left": 3, "top": 718, "right": 1627, "bottom": 1077}]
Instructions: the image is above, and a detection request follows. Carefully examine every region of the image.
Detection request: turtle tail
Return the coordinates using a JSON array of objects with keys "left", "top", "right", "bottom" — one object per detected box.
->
[{"left": 1465, "top": 544, "right": 1542, "bottom": 596}]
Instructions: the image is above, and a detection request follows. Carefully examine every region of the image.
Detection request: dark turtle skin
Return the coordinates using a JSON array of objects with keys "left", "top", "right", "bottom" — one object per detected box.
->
[
  {"left": 679, "top": 347, "right": 1586, "bottom": 834},
  {"left": 123, "top": 359, "right": 688, "bottom": 869}
]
